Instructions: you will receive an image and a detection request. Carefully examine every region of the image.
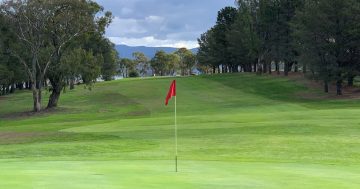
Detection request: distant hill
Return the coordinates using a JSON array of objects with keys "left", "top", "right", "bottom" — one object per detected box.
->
[{"left": 115, "top": 45, "right": 198, "bottom": 59}]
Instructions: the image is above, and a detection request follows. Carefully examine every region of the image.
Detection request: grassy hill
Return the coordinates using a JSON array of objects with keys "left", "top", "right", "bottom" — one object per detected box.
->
[{"left": 0, "top": 74, "right": 359, "bottom": 188}]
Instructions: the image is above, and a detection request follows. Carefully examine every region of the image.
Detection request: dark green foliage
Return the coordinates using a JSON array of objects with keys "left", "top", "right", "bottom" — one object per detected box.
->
[
  {"left": 129, "top": 70, "right": 139, "bottom": 78},
  {"left": 175, "top": 48, "right": 196, "bottom": 76},
  {"left": 101, "top": 41, "right": 118, "bottom": 81},
  {"left": 132, "top": 52, "right": 149, "bottom": 77},
  {"left": 150, "top": 50, "right": 180, "bottom": 76},
  {"left": 199, "top": 0, "right": 360, "bottom": 95},
  {"left": 119, "top": 58, "right": 136, "bottom": 78},
  {"left": 0, "top": 0, "right": 114, "bottom": 110},
  {"left": 0, "top": 12, "right": 27, "bottom": 96},
  {"left": 293, "top": 0, "right": 360, "bottom": 94},
  {"left": 197, "top": 7, "right": 238, "bottom": 73}
]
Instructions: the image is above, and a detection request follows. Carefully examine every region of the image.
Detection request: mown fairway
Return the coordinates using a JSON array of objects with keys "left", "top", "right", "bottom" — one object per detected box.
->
[{"left": 0, "top": 74, "right": 359, "bottom": 188}]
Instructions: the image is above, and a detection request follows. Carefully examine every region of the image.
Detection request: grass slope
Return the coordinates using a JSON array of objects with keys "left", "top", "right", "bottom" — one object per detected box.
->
[{"left": 0, "top": 74, "right": 359, "bottom": 188}]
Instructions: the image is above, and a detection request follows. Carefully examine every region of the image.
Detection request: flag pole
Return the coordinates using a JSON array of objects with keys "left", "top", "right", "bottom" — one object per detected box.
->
[{"left": 175, "top": 95, "right": 178, "bottom": 172}]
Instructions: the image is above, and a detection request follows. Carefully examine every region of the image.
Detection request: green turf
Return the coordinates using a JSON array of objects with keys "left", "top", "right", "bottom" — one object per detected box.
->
[{"left": 0, "top": 74, "right": 359, "bottom": 188}]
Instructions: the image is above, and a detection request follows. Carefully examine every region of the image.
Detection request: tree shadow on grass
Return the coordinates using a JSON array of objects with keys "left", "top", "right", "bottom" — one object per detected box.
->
[
  {"left": 0, "top": 107, "right": 70, "bottom": 120},
  {"left": 203, "top": 73, "right": 308, "bottom": 102}
]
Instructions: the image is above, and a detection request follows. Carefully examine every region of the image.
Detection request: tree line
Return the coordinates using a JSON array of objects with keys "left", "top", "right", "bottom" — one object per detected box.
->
[
  {"left": 0, "top": 0, "right": 118, "bottom": 111},
  {"left": 197, "top": 0, "right": 360, "bottom": 95},
  {"left": 119, "top": 48, "right": 196, "bottom": 78}
]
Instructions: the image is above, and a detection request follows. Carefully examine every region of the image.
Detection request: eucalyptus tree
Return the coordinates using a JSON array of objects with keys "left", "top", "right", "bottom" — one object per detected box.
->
[
  {"left": 119, "top": 58, "right": 135, "bottom": 78},
  {"left": 175, "top": 48, "right": 196, "bottom": 76},
  {"left": 132, "top": 52, "right": 149, "bottom": 76},
  {"left": 166, "top": 53, "right": 180, "bottom": 75},
  {"left": 150, "top": 51, "right": 180, "bottom": 76},
  {"left": 1, "top": 0, "right": 56, "bottom": 111},
  {"left": 1, "top": 0, "right": 112, "bottom": 110},
  {"left": 45, "top": 0, "right": 112, "bottom": 108},
  {"left": 100, "top": 40, "right": 118, "bottom": 81},
  {"left": 150, "top": 50, "right": 168, "bottom": 76}
]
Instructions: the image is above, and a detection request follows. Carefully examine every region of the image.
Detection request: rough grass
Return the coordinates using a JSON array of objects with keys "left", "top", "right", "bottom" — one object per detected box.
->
[{"left": 0, "top": 74, "right": 359, "bottom": 188}]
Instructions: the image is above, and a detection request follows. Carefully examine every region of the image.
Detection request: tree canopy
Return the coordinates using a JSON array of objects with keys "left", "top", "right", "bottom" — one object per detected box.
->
[
  {"left": 0, "top": 0, "right": 117, "bottom": 111},
  {"left": 198, "top": 0, "right": 360, "bottom": 95}
]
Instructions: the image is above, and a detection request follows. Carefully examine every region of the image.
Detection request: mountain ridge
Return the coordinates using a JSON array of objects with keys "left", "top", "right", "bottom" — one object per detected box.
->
[{"left": 115, "top": 44, "right": 198, "bottom": 59}]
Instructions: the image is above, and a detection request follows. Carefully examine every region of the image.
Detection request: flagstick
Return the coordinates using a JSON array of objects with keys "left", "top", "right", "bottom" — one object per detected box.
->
[{"left": 175, "top": 95, "right": 178, "bottom": 172}]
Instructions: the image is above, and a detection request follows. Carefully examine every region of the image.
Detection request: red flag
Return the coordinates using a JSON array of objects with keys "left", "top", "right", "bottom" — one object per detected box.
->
[{"left": 165, "top": 80, "right": 176, "bottom": 106}]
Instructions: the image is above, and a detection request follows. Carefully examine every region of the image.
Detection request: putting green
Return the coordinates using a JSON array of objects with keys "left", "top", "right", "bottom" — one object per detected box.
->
[{"left": 1, "top": 160, "right": 359, "bottom": 189}]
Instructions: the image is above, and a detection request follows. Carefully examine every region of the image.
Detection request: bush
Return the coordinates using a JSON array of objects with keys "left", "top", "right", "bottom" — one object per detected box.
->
[{"left": 129, "top": 71, "right": 139, "bottom": 78}]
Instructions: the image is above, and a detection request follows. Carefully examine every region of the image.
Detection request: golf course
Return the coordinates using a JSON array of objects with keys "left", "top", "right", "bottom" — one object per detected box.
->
[{"left": 0, "top": 74, "right": 359, "bottom": 188}]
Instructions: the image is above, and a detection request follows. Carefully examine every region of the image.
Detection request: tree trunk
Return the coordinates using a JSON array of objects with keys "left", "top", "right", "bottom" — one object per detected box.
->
[
  {"left": 26, "top": 81, "right": 30, "bottom": 89},
  {"left": 294, "top": 62, "right": 298, "bottom": 72},
  {"left": 263, "top": 63, "right": 267, "bottom": 73},
  {"left": 347, "top": 75, "right": 354, "bottom": 87},
  {"left": 47, "top": 89, "right": 61, "bottom": 108},
  {"left": 70, "top": 78, "right": 75, "bottom": 90},
  {"left": 32, "top": 83, "right": 41, "bottom": 112},
  {"left": 47, "top": 74, "right": 63, "bottom": 109},
  {"left": 47, "top": 83, "right": 62, "bottom": 108},
  {"left": 275, "top": 62, "right": 280, "bottom": 75},
  {"left": 268, "top": 62, "right": 272, "bottom": 74},
  {"left": 17, "top": 83, "right": 24, "bottom": 90},
  {"left": 284, "top": 63, "right": 289, "bottom": 76},
  {"left": 303, "top": 64, "right": 307, "bottom": 74},
  {"left": 336, "top": 80, "right": 342, "bottom": 95},
  {"left": 10, "top": 83, "right": 16, "bottom": 93},
  {"left": 324, "top": 81, "right": 329, "bottom": 93}
]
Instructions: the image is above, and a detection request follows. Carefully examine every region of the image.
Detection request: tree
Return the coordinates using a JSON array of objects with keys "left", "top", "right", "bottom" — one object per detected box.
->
[
  {"left": 1, "top": 0, "right": 54, "bottom": 111},
  {"left": 59, "top": 48, "right": 82, "bottom": 90},
  {"left": 166, "top": 53, "right": 180, "bottom": 75},
  {"left": 101, "top": 40, "right": 118, "bottom": 81},
  {"left": 293, "top": 0, "right": 360, "bottom": 95},
  {"left": 175, "top": 48, "right": 196, "bottom": 76},
  {"left": 197, "top": 28, "right": 219, "bottom": 73},
  {"left": 151, "top": 50, "right": 168, "bottom": 76},
  {"left": 213, "top": 7, "right": 238, "bottom": 73},
  {"left": 44, "top": 0, "right": 112, "bottom": 108},
  {"left": 132, "top": 52, "right": 149, "bottom": 76},
  {"left": 274, "top": 0, "right": 303, "bottom": 76},
  {"left": 150, "top": 51, "right": 180, "bottom": 76},
  {"left": 119, "top": 58, "right": 135, "bottom": 78},
  {"left": 228, "top": 1, "right": 260, "bottom": 73},
  {"left": 197, "top": 6, "right": 238, "bottom": 74}
]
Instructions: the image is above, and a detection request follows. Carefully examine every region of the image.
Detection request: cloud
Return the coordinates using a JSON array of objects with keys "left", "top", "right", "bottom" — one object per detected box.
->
[
  {"left": 120, "top": 7, "right": 133, "bottom": 15},
  {"left": 108, "top": 36, "right": 199, "bottom": 49},
  {"left": 96, "top": 0, "right": 235, "bottom": 47},
  {"left": 145, "top": 15, "right": 165, "bottom": 24},
  {"left": 106, "top": 17, "right": 147, "bottom": 36}
]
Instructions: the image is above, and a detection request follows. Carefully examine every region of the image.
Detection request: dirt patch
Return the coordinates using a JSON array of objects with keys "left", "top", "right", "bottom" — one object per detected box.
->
[
  {"left": 0, "top": 132, "right": 53, "bottom": 144},
  {"left": 269, "top": 72, "right": 360, "bottom": 100},
  {"left": 0, "top": 107, "right": 69, "bottom": 120}
]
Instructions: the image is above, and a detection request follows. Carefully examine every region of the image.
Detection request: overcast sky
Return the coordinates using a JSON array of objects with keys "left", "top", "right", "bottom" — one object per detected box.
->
[{"left": 95, "top": 0, "right": 236, "bottom": 49}]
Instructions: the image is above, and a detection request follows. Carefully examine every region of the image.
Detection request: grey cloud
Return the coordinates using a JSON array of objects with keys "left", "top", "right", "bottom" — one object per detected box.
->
[{"left": 96, "top": 0, "right": 235, "bottom": 48}]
